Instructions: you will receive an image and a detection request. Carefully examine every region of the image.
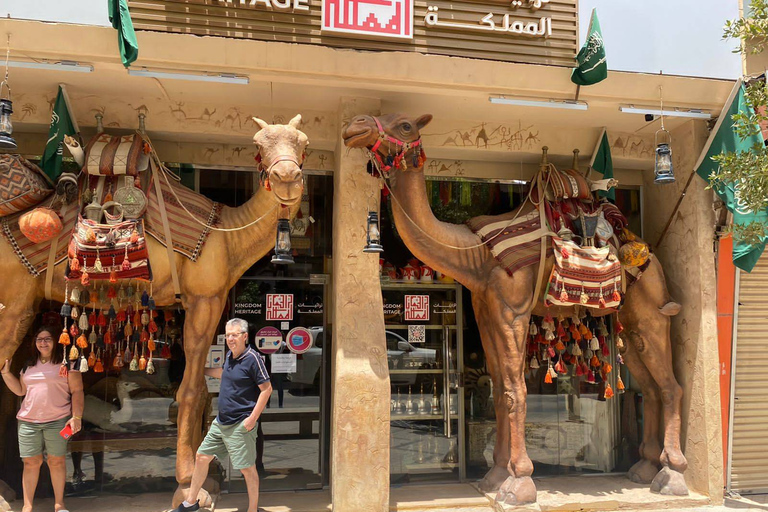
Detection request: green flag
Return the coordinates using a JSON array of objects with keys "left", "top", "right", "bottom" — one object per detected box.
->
[
  {"left": 694, "top": 78, "right": 768, "bottom": 273},
  {"left": 109, "top": 0, "right": 139, "bottom": 68},
  {"left": 590, "top": 127, "right": 614, "bottom": 201},
  {"left": 41, "top": 85, "right": 79, "bottom": 184},
  {"left": 571, "top": 9, "right": 607, "bottom": 86}
]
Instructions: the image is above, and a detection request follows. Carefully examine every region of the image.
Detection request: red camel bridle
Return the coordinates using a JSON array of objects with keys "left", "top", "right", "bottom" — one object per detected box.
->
[{"left": 367, "top": 116, "right": 425, "bottom": 177}]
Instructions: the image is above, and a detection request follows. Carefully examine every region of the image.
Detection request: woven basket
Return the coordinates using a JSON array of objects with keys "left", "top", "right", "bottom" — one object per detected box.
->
[{"left": 0, "top": 154, "right": 53, "bottom": 217}]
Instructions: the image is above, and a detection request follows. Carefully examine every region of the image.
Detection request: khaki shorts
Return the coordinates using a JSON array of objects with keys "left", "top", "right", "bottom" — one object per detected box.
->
[
  {"left": 197, "top": 418, "right": 257, "bottom": 470},
  {"left": 18, "top": 417, "right": 70, "bottom": 458}
]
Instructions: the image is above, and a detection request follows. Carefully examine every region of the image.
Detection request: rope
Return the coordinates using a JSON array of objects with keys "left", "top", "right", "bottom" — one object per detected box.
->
[{"left": 376, "top": 156, "right": 552, "bottom": 251}]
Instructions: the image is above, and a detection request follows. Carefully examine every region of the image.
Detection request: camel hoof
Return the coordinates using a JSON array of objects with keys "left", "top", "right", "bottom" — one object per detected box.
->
[
  {"left": 650, "top": 466, "right": 689, "bottom": 496},
  {"left": 479, "top": 466, "right": 510, "bottom": 493},
  {"left": 628, "top": 458, "right": 660, "bottom": 484},
  {"left": 495, "top": 475, "right": 537, "bottom": 506},
  {"left": 172, "top": 485, "right": 214, "bottom": 510}
]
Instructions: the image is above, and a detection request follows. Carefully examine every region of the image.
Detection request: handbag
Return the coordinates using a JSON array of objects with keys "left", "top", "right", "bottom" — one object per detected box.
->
[{"left": 0, "top": 154, "right": 53, "bottom": 217}]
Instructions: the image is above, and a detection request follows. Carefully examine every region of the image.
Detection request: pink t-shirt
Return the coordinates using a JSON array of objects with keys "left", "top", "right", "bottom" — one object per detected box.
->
[{"left": 16, "top": 361, "right": 72, "bottom": 423}]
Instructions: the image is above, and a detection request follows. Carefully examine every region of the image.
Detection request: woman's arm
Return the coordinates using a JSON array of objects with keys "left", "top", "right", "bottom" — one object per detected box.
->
[
  {"left": 67, "top": 370, "right": 84, "bottom": 434},
  {"left": 1, "top": 360, "right": 25, "bottom": 397}
]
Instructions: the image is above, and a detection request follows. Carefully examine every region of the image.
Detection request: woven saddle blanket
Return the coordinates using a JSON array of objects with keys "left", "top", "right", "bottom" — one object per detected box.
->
[{"left": 1, "top": 171, "right": 222, "bottom": 277}]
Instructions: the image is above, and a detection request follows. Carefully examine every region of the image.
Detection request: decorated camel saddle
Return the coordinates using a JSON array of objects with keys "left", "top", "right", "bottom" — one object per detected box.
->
[{"left": 467, "top": 147, "right": 651, "bottom": 311}]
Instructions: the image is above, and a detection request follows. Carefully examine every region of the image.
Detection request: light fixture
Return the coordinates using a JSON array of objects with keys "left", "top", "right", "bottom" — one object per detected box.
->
[
  {"left": 363, "top": 211, "right": 384, "bottom": 253},
  {"left": 0, "top": 43, "right": 16, "bottom": 150},
  {"left": 489, "top": 96, "right": 588, "bottom": 111},
  {"left": 619, "top": 105, "right": 711, "bottom": 119},
  {"left": 272, "top": 217, "right": 294, "bottom": 265},
  {"left": 654, "top": 86, "right": 675, "bottom": 185},
  {"left": 7, "top": 60, "right": 93, "bottom": 73},
  {"left": 128, "top": 68, "right": 249, "bottom": 85}
]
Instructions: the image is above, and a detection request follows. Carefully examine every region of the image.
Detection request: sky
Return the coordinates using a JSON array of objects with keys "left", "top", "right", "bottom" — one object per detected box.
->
[{"left": 3, "top": 0, "right": 743, "bottom": 80}]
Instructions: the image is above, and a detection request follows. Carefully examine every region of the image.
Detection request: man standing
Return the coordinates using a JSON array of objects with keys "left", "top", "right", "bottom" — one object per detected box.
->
[{"left": 174, "top": 318, "right": 272, "bottom": 512}]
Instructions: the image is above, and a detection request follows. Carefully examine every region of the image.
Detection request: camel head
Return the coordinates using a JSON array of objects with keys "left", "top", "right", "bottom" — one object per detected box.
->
[
  {"left": 252, "top": 114, "right": 308, "bottom": 205},
  {"left": 342, "top": 113, "right": 433, "bottom": 172}
]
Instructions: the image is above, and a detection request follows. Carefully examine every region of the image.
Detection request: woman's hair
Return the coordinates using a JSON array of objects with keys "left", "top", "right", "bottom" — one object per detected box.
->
[{"left": 22, "top": 326, "right": 63, "bottom": 373}]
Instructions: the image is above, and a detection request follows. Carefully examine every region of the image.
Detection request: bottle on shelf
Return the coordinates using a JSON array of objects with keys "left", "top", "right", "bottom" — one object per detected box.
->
[
  {"left": 416, "top": 382, "right": 425, "bottom": 414},
  {"left": 431, "top": 378, "right": 441, "bottom": 414},
  {"left": 406, "top": 385, "right": 415, "bottom": 415}
]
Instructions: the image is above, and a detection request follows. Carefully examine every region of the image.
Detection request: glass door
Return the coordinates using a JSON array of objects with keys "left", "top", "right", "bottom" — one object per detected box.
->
[{"left": 383, "top": 283, "right": 464, "bottom": 484}]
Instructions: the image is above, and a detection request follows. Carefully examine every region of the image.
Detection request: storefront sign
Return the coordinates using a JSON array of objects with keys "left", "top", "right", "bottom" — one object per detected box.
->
[
  {"left": 433, "top": 302, "right": 457, "bottom": 315},
  {"left": 271, "top": 353, "right": 298, "bottom": 373},
  {"left": 408, "top": 325, "right": 426, "bottom": 344},
  {"left": 216, "top": 0, "right": 310, "bottom": 11},
  {"left": 383, "top": 302, "right": 403, "bottom": 316},
  {"left": 297, "top": 301, "right": 324, "bottom": 314},
  {"left": 286, "top": 327, "right": 314, "bottom": 354},
  {"left": 256, "top": 326, "right": 284, "bottom": 354},
  {"left": 425, "top": 0, "right": 552, "bottom": 38},
  {"left": 322, "top": 0, "right": 413, "bottom": 39},
  {"left": 235, "top": 302, "right": 263, "bottom": 316},
  {"left": 404, "top": 295, "right": 430, "bottom": 321},
  {"left": 266, "top": 293, "right": 294, "bottom": 321}
]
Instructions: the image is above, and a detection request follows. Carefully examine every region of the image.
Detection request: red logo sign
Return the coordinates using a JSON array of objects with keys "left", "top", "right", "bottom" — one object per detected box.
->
[
  {"left": 266, "top": 294, "right": 294, "bottom": 321},
  {"left": 322, "top": 0, "right": 413, "bottom": 39},
  {"left": 404, "top": 295, "right": 430, "bottom": 321}
]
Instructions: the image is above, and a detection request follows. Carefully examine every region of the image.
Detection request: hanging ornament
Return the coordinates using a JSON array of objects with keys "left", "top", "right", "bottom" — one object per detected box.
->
[
  {"left": 138, "top": 348, "right": 147, "bottom": 371},
  {"left": 529, "top": 355, "right": 540, "bottom": 370},
  {"left": 59, "top": 363, "right": 69, "bottom": 378},
  {"left": 94, "top": 251, "right": 103, "bottom": 273},
  {"left": 70, "top": 306, "right": 79, "bottom": 321},
  {"left": 604, "top": 382, "right": 614, "bottom": 399},
  {"left": 602, "top": 343, "right": 610, "bottom": 357},
  {"left": 70, "top": 256, "right": 81, "bottom": 272},
  {"left": 121, "top": 245, "right": 131, "bottom": 272},
  {"left": 571, "top": 343, "right": 583, "bottom": 357},
  {"left": 79, "top": 355, "right": 89, "bottom": 373},
  {"left": 590, "top": 355, "right": 601, "bottom": 368},
  {"left": 148, "top": 297, "right": 156, "bottom": 310},
  {"left": 108, "top": 305, "right": 117, "bottom": 321},
  {"left": 69, "top": 323, "right": 79, "bottom": 338},
  {"left": 148, "top": 319, "right": 158, "bottom": 334},
  {"left": 141, "top": 290, "right": 149, "bottom": 307},
  {"left": 140, "top": 329, "right": 150, "bottom": 343},
  {"left": 130, "top": 228, "right": 139, "bottom": 244},
  {"left": 554, "top": 339, "right": 566, "bottom": 352},
  {"left": 117, "top": 308, "right": 127, "bottom": 323},
  {"left": 544, "top": 366, "right": 553, "bottom": 384},
  {"left": 76, "top": 333, "right": 88, "bottom": 349},
  {"left": 81, "top": 288, "right": 90, "bottom": 306},
  {"left": 161, "top": 342, "right": 171, "bottom": 359},
  {"left": 68, "top": 345, "right": 79, "bottom": 361},
  {"left": 141, "top": 310, "right": 149, "bottom": 326},
  {"left": 556, "top": 321, "right": 566, "bottom": 339},
  {"left": 97, "top": 310, "right": 107, "bottom": 328},
  {"left": 94, "top": 350, "right": 104, "bottom": 373},
  {"left": 107, "top": 286, "right": 117, "bottom": 300},
  {"left": 545, "top": 330, "right": 556, "bottom": 342},
  {"left": 574, "top": 360, "right": 585, "bottom": 376},
  {"left": 70, "top": 287, "right": 81, "bottom": 304},
  {"left": 125, "top": 323, "right": 134, "bottom": 336},
  {"left": 617, "top": 375, "right": 625, "bottom": 392},
  {"left": 546, "top": 346, "right": 555, "bottom": 359},
  {"left": 587, "top": 370, "right": 596, "bottom": 383},
  {"left": 118, "top": 285, "right": 126, "bottom": 303},
  {"left": 126, "top": 284, "right": 135, "bottom": 299},
  {"left": 60, "top": 301, "right": 72, "bottom": 318},
  {"left": 148, "top": 335, "right": 156, "bottom": 352},
  {"left": 146, "top": 354, "right": 155, "bottom": 375},
  {"left": 589, "top": 336, "right": 600, "bottom": 351},
  {"left": 130, "top": 344, "right": 139, "bottom": 371},
  {"left": 529, "top": 322, "right": 538, "bottom": 336}
]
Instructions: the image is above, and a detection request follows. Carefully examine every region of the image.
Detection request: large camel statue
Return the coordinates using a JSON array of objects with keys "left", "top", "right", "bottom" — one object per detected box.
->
[
  {"left": 0, "top": 115, "right": 308, "bottom": 506},
  {"left": 342, "top": 113, "right": 688, "bottom": 506}
]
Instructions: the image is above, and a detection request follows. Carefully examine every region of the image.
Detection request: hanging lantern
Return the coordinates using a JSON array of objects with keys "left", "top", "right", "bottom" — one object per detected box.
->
[
  {"left": 363, "top": 211, "right": 384, "bottom": 253},
  {"left": 0, "top": 82, "right": 16, "bottom": 151},
  {"left": 271, "top": 217, "right": 294, "bottom": 265},
  {"left": 654, "top": 129, "right": 675, "bottom": 185}
]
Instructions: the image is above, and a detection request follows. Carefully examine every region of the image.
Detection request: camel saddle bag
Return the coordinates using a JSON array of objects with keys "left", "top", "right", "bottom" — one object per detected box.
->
[
  {"left": 544, "top": 167, "right": 592, "bottom": 202},
  {"left": 0, "top": 154, "right": 53, "bottom": 217},
  {"left": 83, "top": 133, "right": 150, "bottom": 176}
]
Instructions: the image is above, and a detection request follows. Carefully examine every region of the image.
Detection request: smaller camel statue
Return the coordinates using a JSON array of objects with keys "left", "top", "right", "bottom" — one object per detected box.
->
[
  {"left": 0, "top": 115, "right": 308, "bottom": 507},
  {"left": 342, "top": 113, "right": 688, "bottom": 507}
]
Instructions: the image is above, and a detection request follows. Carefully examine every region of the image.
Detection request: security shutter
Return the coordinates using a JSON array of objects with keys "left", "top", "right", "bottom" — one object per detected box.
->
[{"left": 731, "top": 255, "right": 768, "bottom": 493}]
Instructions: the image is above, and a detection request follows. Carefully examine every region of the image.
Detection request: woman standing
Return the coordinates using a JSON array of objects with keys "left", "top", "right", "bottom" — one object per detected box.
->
[{"left": 1, "top": 326, "right": 84, "bottom": 512}]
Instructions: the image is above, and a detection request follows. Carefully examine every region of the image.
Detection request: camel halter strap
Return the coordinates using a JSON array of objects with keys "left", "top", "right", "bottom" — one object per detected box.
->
[
  {"left": 258, "top": 153, "right": 305, "bottom": 192},
  {"left": 368, "top": 116, "right": 423, "bottom": 176}
]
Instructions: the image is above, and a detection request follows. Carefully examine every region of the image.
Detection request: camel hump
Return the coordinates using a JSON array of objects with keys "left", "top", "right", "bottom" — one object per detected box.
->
[{"left": 659, "top": 301, "right": 682, "bottom": 316}]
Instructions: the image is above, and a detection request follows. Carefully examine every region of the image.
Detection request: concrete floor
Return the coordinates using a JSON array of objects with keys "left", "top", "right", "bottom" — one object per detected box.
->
[{"left": 13, "top": 477, "right": 768, "bottom": 512}]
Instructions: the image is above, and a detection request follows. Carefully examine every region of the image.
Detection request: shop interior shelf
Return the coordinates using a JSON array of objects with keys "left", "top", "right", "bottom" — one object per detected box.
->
[
  {"left": 390, "top": 414, "right": 459, "bottom": 421},
  {"left": 389, "top": 369, "right": 443, "bottom": 374},
  {"left": 381, "top": 281, "right": 460, "bottom": 290}
]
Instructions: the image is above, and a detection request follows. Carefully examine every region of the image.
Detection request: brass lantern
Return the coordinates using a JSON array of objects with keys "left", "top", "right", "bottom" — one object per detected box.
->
[
  {"left": 654, "top": 128, "right": 675, "bottom": 185},
  {"left": 271, "top": 217, "right": 294, "bottom": 265},
  {"left": 0, "top": 81, "right": 16, "bottom": 150},
  {"left": 363, "top": 211, "right": 384, "bottom": 253}
]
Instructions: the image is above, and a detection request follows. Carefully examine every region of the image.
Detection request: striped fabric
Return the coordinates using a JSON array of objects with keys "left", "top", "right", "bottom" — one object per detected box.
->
[
  {"left": 1, "top": 200, "right": 79, "bottom": 276},
  {"left": 144, "top": 169, "right": 222, "bottom": 262},
  {"left": 466, "top": 204, "right": 552, "bottom": 276},
  {"left": 84, "top": 133, "right": 149, "bottom": 176},
  {"left": 545, "top": 237, "right": 622, "bottom": 309}
]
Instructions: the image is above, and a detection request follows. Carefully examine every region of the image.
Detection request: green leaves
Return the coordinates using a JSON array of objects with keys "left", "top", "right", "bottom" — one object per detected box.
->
[{"left": 723, "top": 0, "right": 768, "bottom": 54}]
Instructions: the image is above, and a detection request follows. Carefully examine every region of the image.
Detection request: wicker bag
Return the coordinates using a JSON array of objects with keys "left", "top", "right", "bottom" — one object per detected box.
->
[{"left": 0, "top": 154, "right": 53, "bottom": 217}]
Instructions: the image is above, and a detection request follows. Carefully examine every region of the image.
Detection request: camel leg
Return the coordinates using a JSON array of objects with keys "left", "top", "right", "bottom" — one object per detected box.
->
[
  {"left": 474, "top": 299, "right": 511, "bottom": 493},
  {"left": 0, "top": 288, "right": 38, "bottom": 363},
  {"left": 621, "top": 339, "right": 663, "bottom": 484},
  {"left": 173, "top": 295, "right": 225, "bottom": 508}
]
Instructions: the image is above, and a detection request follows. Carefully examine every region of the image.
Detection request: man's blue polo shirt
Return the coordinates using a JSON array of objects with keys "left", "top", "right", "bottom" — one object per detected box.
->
[{"left": 217, "top": 347, "right": 270, "bottom": 425}]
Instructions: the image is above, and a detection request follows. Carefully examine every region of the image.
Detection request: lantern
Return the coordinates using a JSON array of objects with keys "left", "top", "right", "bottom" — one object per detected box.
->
[
  {"left": 0, "top": 84, "right": 15, "bottom": 150},
  {"left": 363, "top": 211, "right": 384, "bottom": 253},
  {"left": 271, "top": 217, "right": 294, "bottom": 265},
  {"left": 654, "top": 129, "right": 675, "bottom": 185}
]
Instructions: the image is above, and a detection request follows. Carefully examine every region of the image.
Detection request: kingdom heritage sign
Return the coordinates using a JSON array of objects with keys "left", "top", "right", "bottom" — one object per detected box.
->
[{"left": 128, "top": 0, "right": 577, "bottom": 65}]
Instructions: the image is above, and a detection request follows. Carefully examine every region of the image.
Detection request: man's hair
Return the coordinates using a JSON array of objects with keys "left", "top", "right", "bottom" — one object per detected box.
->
[{"left": 226, "top": 318, "right": 249, "bottom": 335}]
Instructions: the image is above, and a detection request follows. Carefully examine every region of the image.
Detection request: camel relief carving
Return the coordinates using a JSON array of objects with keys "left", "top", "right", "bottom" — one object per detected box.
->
[
  {"left": 0, "top": 115, "right": 308, "bottom": 507},
  {"left": 343, "top": 113, "right": 688, "bottom": 507}
]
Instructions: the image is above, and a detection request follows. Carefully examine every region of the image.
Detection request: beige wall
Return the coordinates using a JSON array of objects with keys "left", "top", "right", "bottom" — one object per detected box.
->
[{"left": 641, "top": 119, "right": 724, "bottom": 502}]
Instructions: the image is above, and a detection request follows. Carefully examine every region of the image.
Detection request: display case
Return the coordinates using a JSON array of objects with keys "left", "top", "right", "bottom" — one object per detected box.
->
[{"left": 382, "top": 282, "right": 465, "bottom": 484}]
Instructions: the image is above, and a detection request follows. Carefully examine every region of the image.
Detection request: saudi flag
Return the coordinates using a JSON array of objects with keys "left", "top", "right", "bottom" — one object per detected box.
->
[
  {"left": 571, "top": 8, "right": 607, "bottom": 86},
  {"left": 590, "top": 127, "right": 614, "bottom": 201},
  {"left": 109, "top": 0, "right": 139, "bottom": 68},
  {"left": 41, "top": 85, "right": 79, "bottom": 184},
  {"left": 694, "top": 78, "right": 768, "bottom": 273}
]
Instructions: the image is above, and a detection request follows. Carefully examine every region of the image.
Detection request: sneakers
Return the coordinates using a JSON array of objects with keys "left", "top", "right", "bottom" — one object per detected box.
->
[{"left": 172, "top": 500, "right": 200, "bottom": 512}]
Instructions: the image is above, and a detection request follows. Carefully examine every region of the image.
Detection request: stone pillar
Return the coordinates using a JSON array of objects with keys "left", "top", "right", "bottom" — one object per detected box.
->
[
  {"left": 330, "top": 98, "right": 389, "bottom": 512},
  {"left": 642, "top": 119, "right": 724, "bottom": 503}
]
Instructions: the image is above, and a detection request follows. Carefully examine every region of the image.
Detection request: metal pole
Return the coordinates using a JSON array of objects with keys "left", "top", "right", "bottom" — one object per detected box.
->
[{"left": 726, "top": 268, "right": 741, "bottom": 492}]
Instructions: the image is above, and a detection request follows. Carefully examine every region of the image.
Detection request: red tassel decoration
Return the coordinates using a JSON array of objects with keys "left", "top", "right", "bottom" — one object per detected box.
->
[
  {"left": 556, "top": 322, "right": 566, "bottom": 339},
  {"left": 547, "top": 346, "right": 556, "bottom": 358},
  {"left": 97, "top": 311, "right": 107, "bottom": 328},
  {"left": 604, "top": 383, "right": 614, "bottom": 399},
  {"left": 554, "top": 340, "right": 566, "bottom": 352},
  {"left": 602, "top": 343, "right": 610, "bottom": 357},
  {"left": 109, "top": 269, "right": 118, "bottom": 283},
  {"left": 148, "top": 336, "right": 156, "bottom": 352},
  {"left": 122, "top": 245, "right": 131, "bottom": 271},
  {"left": 59, "top": 328, "right": 71, "bottom": 346},
  {"left": 615, "top": 320, "right": 624, "bottom": 334},
  {"left": 587, "top": 370, "right": 596, "bottom": 383},
  {"left": 107, "top": 286, "right": 117, "bottom": 299},
  {"left": 94, "top": 352, "right": 104, "bottom": 373},
  {"left": 88, "top": 311, "right": 97, "bottom": 327},
  {"left": 555, "top": 358, "right": 566, "bottom": 374},
  {"left": 76, "top": 334, "right": 88, "bottom": 349},
  {"left": 140, "top": 329, "right": 150, "bottom": 343},
  {"left": 161, "top": 343, "right": 171, "bottom": 359},
  {"left": 617, "top": 375, "right": 625, "bottom": 391},
  {"left": 130, "top": 229, "right": 139, "bottom": 244},
  {"left": 117, "top": 309, "right": 127, "bottom": 323},
  {"left": 81, "top": 271, "right": 90, "bottom": 287},
  {"left": 148, "top": 320, "right": 158, "bottom": 334},
  {"left": 71, "top": 257, "right": 80, "bottom": 272},
  {"left": 575, "top": 361, "right": 585, "bottom": 376},
  {"left": 590, "top": 355, "right": 601, "bottom": 368},
  {"left": 69, "top": 323, "right": 79, "bottom": 338},
  {"left": 612, "top": 290, "right": 621, "bottom": 302},
  {"left": 544, "top": 370, "right": 553, "bottom": 384}
]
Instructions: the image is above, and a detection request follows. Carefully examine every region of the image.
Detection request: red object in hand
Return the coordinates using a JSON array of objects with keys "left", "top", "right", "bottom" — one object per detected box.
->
[{"left": 59, "top": 424, "right": 74, "bottom": 440}]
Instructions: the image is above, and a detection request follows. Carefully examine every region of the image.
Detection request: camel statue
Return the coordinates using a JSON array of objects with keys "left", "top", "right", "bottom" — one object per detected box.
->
[
  {"left": 0, "top": 115, "right": 308, "bottom": 506},
  {"left": 342, "top": 113, "right": 688, "bottom": 506}
]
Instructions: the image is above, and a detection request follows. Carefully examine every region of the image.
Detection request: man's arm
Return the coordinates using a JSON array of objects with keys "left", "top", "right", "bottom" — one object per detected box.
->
[
  {"left": 204, "top": 367, "right": 223, "bottom": 379},
  {"left": 243, "top": 381, "right": 272, "bottom": 432}
]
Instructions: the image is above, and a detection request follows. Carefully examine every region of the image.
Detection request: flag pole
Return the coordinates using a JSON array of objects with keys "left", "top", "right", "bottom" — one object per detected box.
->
[
  {"left": 585, "top": 126, "right": 606, "bottom": 180},
  {"left": 654, "top": 169, "right": 699, "bottom": 249},
  {"left": 575, "top": 84, "right": 581, "bottom": 102},
  {"left": 58, "top": 83, "right": 80, "bottom": 134}
]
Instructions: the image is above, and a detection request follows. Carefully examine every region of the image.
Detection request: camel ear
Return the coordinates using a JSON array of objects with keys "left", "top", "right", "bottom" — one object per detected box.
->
[
  {"left": 415, "top": 114, "right": 433, "bottom": 131},
  {"left": 288, "top": 114, "right": 302, "bottom": 128},
  {"left": 252, "top": 117, "right": 269, "bottom": 131},
  {"left": 659, "top": 301, "right": 682, "bottom": 316}
]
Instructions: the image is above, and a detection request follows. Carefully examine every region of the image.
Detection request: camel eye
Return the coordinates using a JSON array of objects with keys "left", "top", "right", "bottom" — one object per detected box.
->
[{"left": 402, "top": 123, "right": 412, "bottom": 132}]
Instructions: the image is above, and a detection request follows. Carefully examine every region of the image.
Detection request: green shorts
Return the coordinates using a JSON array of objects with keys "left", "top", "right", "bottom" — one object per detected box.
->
[
  {"left": 18, "top": 417, "right": 70, "bottom": 458},
  {"left": 197, "top": 418, "right": 258, "bottom": 470}
]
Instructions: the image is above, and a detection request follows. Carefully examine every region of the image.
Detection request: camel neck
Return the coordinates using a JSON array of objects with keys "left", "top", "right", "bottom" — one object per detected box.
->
[{"left": 388, "top": 168, "right": 489, "bottom": 290}]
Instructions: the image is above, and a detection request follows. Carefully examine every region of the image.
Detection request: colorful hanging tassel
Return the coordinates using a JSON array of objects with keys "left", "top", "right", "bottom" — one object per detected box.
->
[
  {"left": 108, "top": 286, "right": 117, "bottom": 299},
  {"left": 617, "top": 375, "right": 625, "bottom": 391},
  {"left": 560, "top": 288, "right": 569, "bottom": 302},
  {"left": 141, "top": 291, "right": 149, "bottom": 307},
  {"left": 70, "top": 306, "right": 79, "bottom": 321},
  {"left": 81, "top": 289, "right": 90, "bottom": 305},
  {"left": 78, "top": 312, "right": 89, "bottom": 331},
  {"left": 602, "top": 343, "right": 610, "bottom": 357},
  {"left": 139, "top": 352, "right": 147, "bottom": 371},
  {"left": 574, "top": 360, "right": 585, "bottom": 376},
  {"left": 94, "top": 351, "right": 104, "bottom": 373},
  {"left": 89, "top": 328, "right": 97, "bottom": 345},
  {"left": 161, "top": 343, "right": 171, "bottom": 359},
  {"left": 615, "top": 319, "right": 624, "bottom": 334},
  {"left": 604, "top": 382, "right": 614, "bottom": 399},
  {"left": 554, "top": 358, "right": 567, "bottom": 374},
  {"left": 590, "top": 355, "right": 601, "bottom": 368},
  {"left": 130, "top": 228, "right": 139, "bottom": 244},
  {"left": 146, "top": 355, "right": 155, "bottom": 375},
  {"left": 589, "top": 336, "right": 600, "bottom": 351},
  {"left": 125, "top": 323, "right": 134, "bottom": 336},
  {"left": 59, "top": 363, "right": 68, "bottom": 378},
  {"left": 88, "top": 348, "right": 97, "bottom": 368},
  {"left": 130, "top": 350, "right": 139, "bottom": 371},
  {"left": 97, "top": 310, "right": 107, "bottom": 328},
  {"left": 79, "top": 355, "right": 89, "bottom": 373},
  {"left": 122, "top": 246, "right": 131, "bottom": 271},
  {"left": 148, "top": 336, "right": 156, "bottom": 352},
  {"left": 69, "top": 345, "right": 79, "bottom": 361},
  {"left": 70, "top": 256, "right": 81, "bottom": 272},
  {"left": 76, "top": 333, "right": 88, "bottom": 349},
  {"left": 587, "top": 370, "right": 596, "bottom": 383},
  {"left": 612, "top": 290, "right": 621, "bottom": 302},
  {"left": 546, "top": 346, "right": 556, "bottom": 358},
  {"left": 529, "top": 355, "right": 540, "bottom": 369},
  {"left": 117, "top": 308, "right": 127, "bottom": 323},
  {"left": 60, "top": 301, "right": 72, "bottom": 318},
  {"left": 554, "top": 340, "right": 566, "bottom": 352},
  {"left": 529, "top": 322, "right": 538, "bottom": 336},
  {"left": 59, "top": 326, "right": 71, "bottom": 346},
  {"left": 80, "top": 270, "right": 90, "bottom": 287},
  {"left": 544, "top": 368, "right": 553, "bottom": 384}
]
